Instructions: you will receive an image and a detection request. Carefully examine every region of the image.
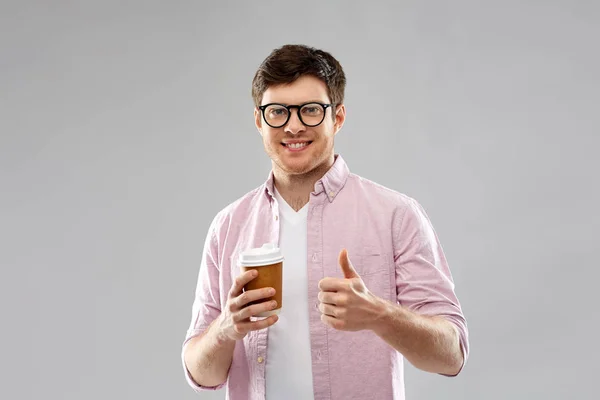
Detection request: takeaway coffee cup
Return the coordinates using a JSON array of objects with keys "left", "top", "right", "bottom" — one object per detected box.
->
[{"left": 238, "top": 243, "right": 283, "bottom": 317}]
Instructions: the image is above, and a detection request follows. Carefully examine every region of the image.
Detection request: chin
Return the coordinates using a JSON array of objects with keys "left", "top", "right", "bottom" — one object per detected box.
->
[{"left": 281, "top": 161, "right": 314, "bottom": 175}]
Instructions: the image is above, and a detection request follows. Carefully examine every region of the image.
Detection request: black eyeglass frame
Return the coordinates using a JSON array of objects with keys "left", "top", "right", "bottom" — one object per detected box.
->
[{"left": 258, "top": 102, "right": 333, "bottom": 128}]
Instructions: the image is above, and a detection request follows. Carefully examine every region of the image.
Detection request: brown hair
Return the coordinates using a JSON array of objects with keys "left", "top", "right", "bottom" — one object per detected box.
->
[{"left": 251, "top": 44, "right": 346, "bottom": 109}]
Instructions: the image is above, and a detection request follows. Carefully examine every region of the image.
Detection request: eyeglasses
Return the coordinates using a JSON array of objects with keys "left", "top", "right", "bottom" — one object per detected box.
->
[{"left": 258, "top": 102, "right": 333, "bottom": 128}]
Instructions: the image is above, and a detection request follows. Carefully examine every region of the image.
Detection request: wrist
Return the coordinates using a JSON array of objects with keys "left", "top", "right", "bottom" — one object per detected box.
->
[
  {"left": 370, "top": 299, "right": 413, "bottom": 337},
  {"left": 214, "top": 315, "right": 236, "bottom": 346},
  {"left": 368, "top": 296, "right": 394, "bottom": 334}
]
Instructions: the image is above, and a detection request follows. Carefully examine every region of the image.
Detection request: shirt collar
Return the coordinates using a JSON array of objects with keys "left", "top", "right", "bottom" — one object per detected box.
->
[{"left": 264, "top": 154, "right": 350, "bottom": 203}]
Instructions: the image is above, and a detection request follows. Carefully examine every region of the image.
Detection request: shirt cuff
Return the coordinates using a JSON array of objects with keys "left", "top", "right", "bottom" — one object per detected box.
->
[{"left": 439, "top": 316, "right": 469, "bottom": 377}]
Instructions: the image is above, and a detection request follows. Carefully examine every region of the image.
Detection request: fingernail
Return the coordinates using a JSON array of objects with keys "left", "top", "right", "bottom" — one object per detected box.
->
[
  {"left": 268, "top": 288, "right": 276, "bottom": 295},
  {"left": 271, "top": 301, "right": 277, "bottom": 308}
]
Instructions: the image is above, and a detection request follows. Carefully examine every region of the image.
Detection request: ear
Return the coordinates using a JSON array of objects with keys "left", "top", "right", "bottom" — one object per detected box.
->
[
  {"left": 254, "top": 108, "right": 263, "bottom": 136},
  {"left": 333, "top": 104, "right": 346, "bottom": 135}
]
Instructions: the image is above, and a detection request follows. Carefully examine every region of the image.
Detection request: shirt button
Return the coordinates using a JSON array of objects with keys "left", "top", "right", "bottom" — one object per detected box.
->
[
  {"left": 329, "top": 191, "right": 335, "bottom": 197},
  {"left": 274, "top": 215, "right": 278, "bottom": 221},
  {"left": 257, "top": 356, "right": 264, "bottom": 363}
]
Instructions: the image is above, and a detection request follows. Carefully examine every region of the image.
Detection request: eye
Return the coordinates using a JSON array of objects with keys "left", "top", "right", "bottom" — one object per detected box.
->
[
  {"left": 301, "top": 104, "right": 324, "bottom": 116},
  {"left": 266, "top": 106, "right": 288, "bottom": 118}
]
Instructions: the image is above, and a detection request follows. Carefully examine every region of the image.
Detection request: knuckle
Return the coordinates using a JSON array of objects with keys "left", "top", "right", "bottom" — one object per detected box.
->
[
  {"left": 246, "top": 309, "right": 257, "bottom": 320},
  {"left": 338, "top": 295, "right": 348, "bottom": 305},
  {"left": 260, "top": 304, "right": 271, "bottom": 314},
  {"left": 351, "top": 279, "right": 364, "bottom": 290},
  {"left": 332, "top": 307, "right": 339, "bottom": 318},
  {"left": 254, "top": 304, "right": 265, "bottom": 315},
  {"left": 227, "top": 302, "right": 236, "bottom": 313},
  {"left": 249, "top": 321, "right": 262, "bottom": 332}
]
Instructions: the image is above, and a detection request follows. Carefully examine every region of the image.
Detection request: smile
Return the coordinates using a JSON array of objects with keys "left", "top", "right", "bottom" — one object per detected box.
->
[{"left": 282, "top": 141, "right": 312, "bottom": 151}]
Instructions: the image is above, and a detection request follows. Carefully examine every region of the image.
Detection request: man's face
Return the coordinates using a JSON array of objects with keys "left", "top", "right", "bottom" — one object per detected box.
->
[{"left": 254, "top": 75, "right": 345, "bottom": 177}]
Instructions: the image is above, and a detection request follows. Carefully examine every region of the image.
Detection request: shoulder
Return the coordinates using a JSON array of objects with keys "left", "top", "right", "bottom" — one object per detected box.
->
[
  {"left": 346, "top": 172, "right": 418, "bottom": 210},
  {"left": 345, "top": 172, "right": 432, "bottom": 231},
  {"left": 208, "top": 184, "right": 267, "bottom": 235},
  {"left": 346, "top": 174, "right": 440, "bottom": 254}
]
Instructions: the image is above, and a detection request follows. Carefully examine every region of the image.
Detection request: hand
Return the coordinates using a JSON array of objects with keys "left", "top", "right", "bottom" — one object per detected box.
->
[
  {"left": 217, "top": 270, "right": 279, "bottom": 341},
  {"left": 318, "top": 249, "right": 386, "bottom": 331}
]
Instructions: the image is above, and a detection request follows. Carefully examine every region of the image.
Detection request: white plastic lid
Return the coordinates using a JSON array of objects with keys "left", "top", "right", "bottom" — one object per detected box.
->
[{"left": 238, "top": 243, "right": 284, "bottom": 267}]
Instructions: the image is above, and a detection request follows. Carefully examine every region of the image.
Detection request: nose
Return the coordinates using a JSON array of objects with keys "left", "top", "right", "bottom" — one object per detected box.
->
[{"left": 284, "top": 109, "right": 306, "bottom": 135}]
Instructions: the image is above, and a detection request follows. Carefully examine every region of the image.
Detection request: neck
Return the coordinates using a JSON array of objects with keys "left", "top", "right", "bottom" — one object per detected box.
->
[{"left": 273, "top": 155, "right": 335, "bottom": 212}]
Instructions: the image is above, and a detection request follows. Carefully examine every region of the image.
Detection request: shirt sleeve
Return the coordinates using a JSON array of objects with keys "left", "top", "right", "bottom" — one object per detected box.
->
[
  {"left": 181, "top": 214, "right": 227, "bottom": 391},
  {"left": 393, "top": 197, "right": 470, "bottom": 376}
]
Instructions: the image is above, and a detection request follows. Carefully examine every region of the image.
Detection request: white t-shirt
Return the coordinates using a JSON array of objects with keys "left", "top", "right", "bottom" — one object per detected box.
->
[{"left": 265, "top": 188, "right": 315, "bottom": 400}]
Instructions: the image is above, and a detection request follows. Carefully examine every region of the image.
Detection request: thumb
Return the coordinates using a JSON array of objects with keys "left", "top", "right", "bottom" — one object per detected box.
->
[{"left": 339, "top": 248, "right": 359, "bottom": 279}]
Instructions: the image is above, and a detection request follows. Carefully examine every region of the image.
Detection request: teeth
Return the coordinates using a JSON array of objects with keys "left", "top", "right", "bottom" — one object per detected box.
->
[{"left": 287, "top": 142, "right": 309, "bottom": 149}]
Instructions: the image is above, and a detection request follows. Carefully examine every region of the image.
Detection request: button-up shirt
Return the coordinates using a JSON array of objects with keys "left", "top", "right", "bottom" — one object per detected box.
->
[{"left": 182, "top": 155, "right": 469, "bottom": 400}]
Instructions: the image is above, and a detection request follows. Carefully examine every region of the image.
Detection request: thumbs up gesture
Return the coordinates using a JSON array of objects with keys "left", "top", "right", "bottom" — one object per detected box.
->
[
  {"left": 338, "top": 248, "right": 360, "bottom": 279},
  {"left": 318, "top": 249, "right": 387, "bottom": 332}
]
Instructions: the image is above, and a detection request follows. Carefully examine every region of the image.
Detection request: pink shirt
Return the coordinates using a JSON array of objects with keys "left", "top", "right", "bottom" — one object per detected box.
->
[{"left": 182, "top": 155, "right": 469, "bottom": 400}]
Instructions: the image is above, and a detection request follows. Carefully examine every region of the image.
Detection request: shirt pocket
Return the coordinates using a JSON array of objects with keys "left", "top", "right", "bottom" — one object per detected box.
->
[{"left": 356, "top": 248, "right": 393, "bottom": 301}]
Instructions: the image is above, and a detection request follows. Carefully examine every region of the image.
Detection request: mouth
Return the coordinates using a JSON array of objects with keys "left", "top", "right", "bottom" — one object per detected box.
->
[{"left": 281, "top": 141, "right": 313, "bottom": 152}]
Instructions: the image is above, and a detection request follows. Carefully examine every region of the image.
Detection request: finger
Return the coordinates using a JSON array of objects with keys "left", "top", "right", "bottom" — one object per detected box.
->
[
  {"left": 318, "top": 277, "right": 348, "bottom": 292},
  {"left": 234, "top": 287, "right": 276, "bottom": 309},
  {"left": 237, "top": 315, "right": 279, "bottom": 334},
  {"left": 235, "top": 300, "right": 278, "bottom": 321},
  {"left": 318, "top": 291, "right": 341, "bottom": 305},
  {"left": 339, "top": 248, "right": 359, "bottom": 279},
  {"left": 229, "top": 270, "right": 258, "bottom": 298},
  {"left": 321, "top": 314, "right": 344, "bottom": 330},
  {"left": 318, "top": 303, "right": 341, "bottom": 318}
]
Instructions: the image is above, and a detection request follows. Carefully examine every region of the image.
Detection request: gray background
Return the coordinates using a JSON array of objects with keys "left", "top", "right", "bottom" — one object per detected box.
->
[{"left": 1, "top": 1, "right": 598, "bottom": 399}]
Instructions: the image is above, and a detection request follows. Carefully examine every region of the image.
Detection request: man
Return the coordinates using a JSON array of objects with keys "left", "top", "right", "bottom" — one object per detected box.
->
[{"left": 182, "top": 44, "right": 469, "bottom": 400}]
